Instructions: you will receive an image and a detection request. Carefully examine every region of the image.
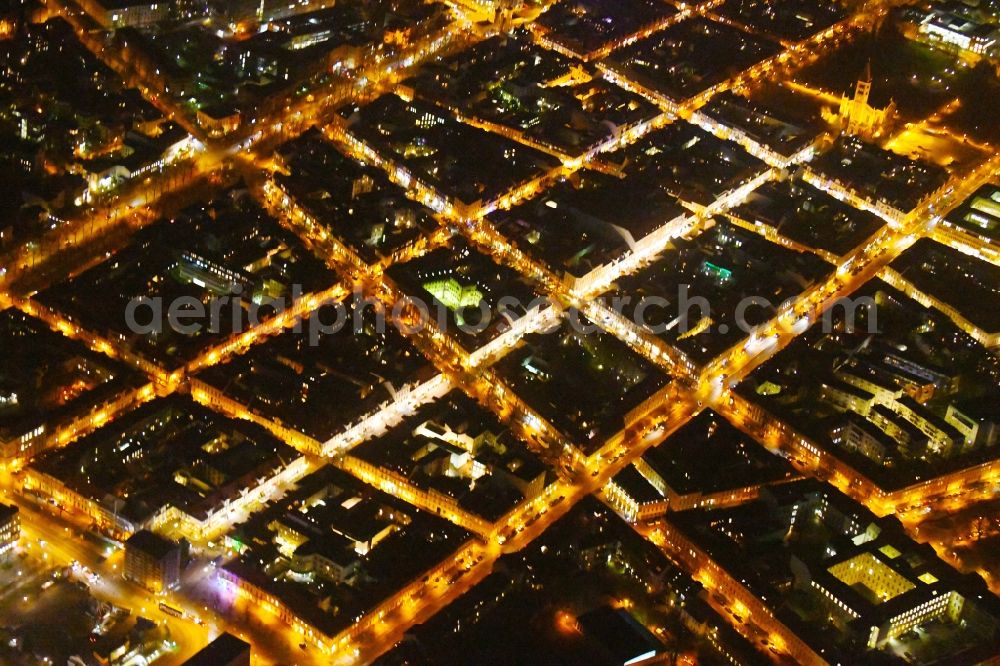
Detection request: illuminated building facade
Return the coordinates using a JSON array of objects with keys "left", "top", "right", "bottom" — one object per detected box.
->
[
  {"left": 100, "top": 0, "right": 169, "bottom": 28},
  {"left": 946, "top": 398, "right": 1000, "bottom": 450},
  {"left": 604, "top": 466, "right": 669, "bottom": 522},
  {"left": 830, "top": 414, "right": 900, "bottom": 466},
  {"left": 837, "top": 67, "right": 896, "bottom": 141},
  {"left": 913, "top": 6, "right": 1000, "bottom": 58},
  {"left": 800, "top": 543, "right": 973, "bottom": 648},
  {"left": 174, "top": 251, "right": 255, "bottom": 297},
  {"left": 962, "top": 186, "right": 1000, "bottom": 237},
  {"left": 0, "top": 504, "right": 19, "bottom": 560},
  {"left": 124, "top": 529, "right": 182, "bottom": 593},
  {"left": 422, "top": 277, "right": 485, "bottom": 312}
]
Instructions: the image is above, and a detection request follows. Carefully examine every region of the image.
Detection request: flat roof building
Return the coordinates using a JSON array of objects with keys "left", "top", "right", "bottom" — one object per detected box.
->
[
  {"left": 124, "top": 530, "right": 181, "bottom": 594},
  {"left": 183, "top": 632, "right": 251, "bottom": 666}
]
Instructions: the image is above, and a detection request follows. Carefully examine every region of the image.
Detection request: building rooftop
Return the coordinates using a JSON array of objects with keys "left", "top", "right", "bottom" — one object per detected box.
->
[
  {"left": 125, "top": 529, "right": 177, "bottom": 561},
  {"left": 610, "top": 465, "right": 661, "bottom": 505},
  {"left": 577, "top": 605, "right": 663, "bottom": 664},
  {"left": 183, "top": 632, "right": 250, "bottom": 665},
  {"left": 0, "top": 503, "right": 18, "bottom": 523},
  {"left": 640, "top": 410, "right": 796, "bottom": 496}
]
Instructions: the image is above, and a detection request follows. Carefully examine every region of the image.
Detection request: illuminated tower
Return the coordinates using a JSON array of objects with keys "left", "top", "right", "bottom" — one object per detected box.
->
[
  {"left": 839, "top": 63, "right": 896, "bottom": 140},
  {"left": 853, "top": 63, "right": 873, "bottom": 108},
  {"left": 493, "top": 0, "right": 516, "bottom": 32}
]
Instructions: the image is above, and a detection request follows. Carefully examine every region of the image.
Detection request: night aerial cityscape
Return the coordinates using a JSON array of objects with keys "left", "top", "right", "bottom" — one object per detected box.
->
[{"left": 1, "top": 0, "right": 1000, "bottom": 663}]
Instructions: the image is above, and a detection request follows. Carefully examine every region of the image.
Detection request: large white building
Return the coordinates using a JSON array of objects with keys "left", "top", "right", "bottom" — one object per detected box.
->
[
  {"left": 910, "top": 6, "right": 1000, "bottom": 58},
  {"left": 99, "top": 0, "right": 169, "bottom": 28}
]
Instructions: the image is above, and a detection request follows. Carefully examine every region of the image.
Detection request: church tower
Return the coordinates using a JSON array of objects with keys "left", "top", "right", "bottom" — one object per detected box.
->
[
  {"left": 852, "top": 63, "right": 873, "bottom": 109},
  {"left": 839, "top": 63, "right": 895, "bottom": 140}
]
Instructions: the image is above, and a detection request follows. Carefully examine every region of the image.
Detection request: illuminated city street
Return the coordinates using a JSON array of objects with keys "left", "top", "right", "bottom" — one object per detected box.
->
[{"left": 0, "top": 0, "right": 999, "bottom": 663}]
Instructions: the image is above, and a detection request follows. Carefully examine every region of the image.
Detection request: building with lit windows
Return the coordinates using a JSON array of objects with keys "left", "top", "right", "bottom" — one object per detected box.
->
[
  {"left": 173, "top": 251, "right": 255, "bottom": 297},
  {"left": 195, "top": 104, "right": 242, "bottom": 138},
  {"left": 220, "top": 465, "right": 470, "bottom": 643},
  {"left": 604, "top": 466, "right": 669, "bottom": 522},
  {"left": 867, "top": 404, "right": 929, "bottom": 458},
  {"left": 954, "top": 184, "right": 1000, "bottom": 240},
  {"left": 98, "top": 0, "right": 169, "bottom": 28},
  {"left": 662, "top": 480, "right": 1000, "bottom": 661},
  {"left": 22, "top": 398, "right": 301, "bottom": 541},
  {"left": 0, "top": 504, "right": 19, "bottom": 559},
  {"left": 830, "top": 414, "right": 901, "bottom": 466},
  {"left": 884, "top": 396, "right": 965, "bottom": 456},
  {"left": 946, "top": 397, "right": 1000, "bottom": 450},
  {"left": 124, "top": 529, "right": 182, "bottom": 593},
  {"left": 795, "top": 529, "right": 989, "bottom": 648},
  {"left": 819, "top": 376, "right": 876, "bottom": 415},
  {"left": 900, "top": 4, "right": 1000, "bottom": 59}
]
